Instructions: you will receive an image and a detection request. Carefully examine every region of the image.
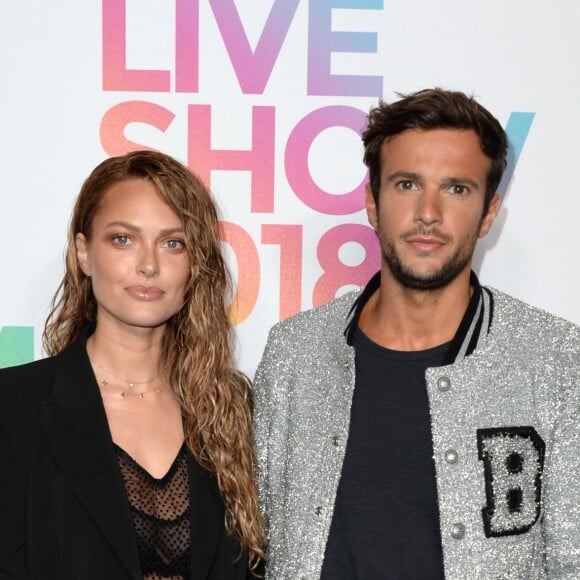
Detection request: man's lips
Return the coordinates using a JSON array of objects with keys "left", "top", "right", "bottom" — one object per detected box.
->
[
  {"left": 405, "top": 235, "right": 447, "bottom": 253},
  {"left": 125, "top": 286, "right": 165, "bottom": 301}
]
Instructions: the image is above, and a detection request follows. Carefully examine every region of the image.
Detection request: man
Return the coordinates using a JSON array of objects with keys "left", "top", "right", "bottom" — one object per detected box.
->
[{"left": 253, "top": 88, "right": 579, "bottom": 579}]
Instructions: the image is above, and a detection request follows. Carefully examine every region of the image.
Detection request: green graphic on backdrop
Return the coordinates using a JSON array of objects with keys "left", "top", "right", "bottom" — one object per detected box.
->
[{"left": 0, "top": 326, "right": 34, "bottom": 368}]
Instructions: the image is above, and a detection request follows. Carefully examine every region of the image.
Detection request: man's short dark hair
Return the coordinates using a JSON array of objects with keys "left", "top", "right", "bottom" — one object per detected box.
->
[{"left": 362, "top": 88, "right": 508, "bottom": 212}]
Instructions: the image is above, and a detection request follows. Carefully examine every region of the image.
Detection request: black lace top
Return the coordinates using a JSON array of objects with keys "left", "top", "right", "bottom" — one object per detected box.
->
[{"left": 115, "top": 443, "right": 191, "bottom": 580}]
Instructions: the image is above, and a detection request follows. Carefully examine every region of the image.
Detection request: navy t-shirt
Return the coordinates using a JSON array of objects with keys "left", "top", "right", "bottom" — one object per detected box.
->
[{"left": 321, "top": 328, "right": 448, "bottom": 579}]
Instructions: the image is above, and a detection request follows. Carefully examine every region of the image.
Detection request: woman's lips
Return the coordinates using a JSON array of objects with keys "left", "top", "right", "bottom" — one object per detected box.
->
[{"left": 125, "top": 286, "right": 165, "bottom": 301}]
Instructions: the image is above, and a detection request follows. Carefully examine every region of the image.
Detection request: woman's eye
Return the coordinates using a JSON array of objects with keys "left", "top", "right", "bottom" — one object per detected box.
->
[
  {"left": 164, "top": 239, "right": 185, "bottom": 250},
  {"left": 112, "top": 235, "right": 131, "bottom": 245}
]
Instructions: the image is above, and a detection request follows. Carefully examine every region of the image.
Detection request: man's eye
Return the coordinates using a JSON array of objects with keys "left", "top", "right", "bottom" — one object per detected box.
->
[
  {"left": 451, "top": 184, "right": 469, "bottom": 195},
  {"left": 398, "top": 180, "right": 416, "bottom": 190}
]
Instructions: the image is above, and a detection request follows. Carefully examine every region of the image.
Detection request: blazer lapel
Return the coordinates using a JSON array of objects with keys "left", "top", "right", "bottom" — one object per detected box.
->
[
  {"left": 42, "top": 330, "right": 141, "bottom": 579},
  {"left": 188, "top": 452, "right": 225, "bottom": 578}
]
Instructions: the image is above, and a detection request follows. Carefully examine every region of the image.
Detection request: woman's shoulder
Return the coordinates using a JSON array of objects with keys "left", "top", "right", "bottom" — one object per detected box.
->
[
  {"left": 0, "top": 356, "right": 58, "bottom": 404},
  {"left": 0, "top": 355, "right": 56, "bottom": 380}
]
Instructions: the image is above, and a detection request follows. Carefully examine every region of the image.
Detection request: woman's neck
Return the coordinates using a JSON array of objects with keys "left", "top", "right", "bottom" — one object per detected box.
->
[{"left": 86, "top": 326, "right": 164, "bottom": 384}]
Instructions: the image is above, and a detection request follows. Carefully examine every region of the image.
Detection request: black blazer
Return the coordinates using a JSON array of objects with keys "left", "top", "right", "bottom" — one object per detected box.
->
[{"left": 0, "top": 329, "right": 247, "bottom": 579}]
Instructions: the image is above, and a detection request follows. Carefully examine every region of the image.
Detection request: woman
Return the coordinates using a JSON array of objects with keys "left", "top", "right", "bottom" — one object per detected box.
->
[{"left": 0, "top": 151, "right": 264, "bottom": 579}]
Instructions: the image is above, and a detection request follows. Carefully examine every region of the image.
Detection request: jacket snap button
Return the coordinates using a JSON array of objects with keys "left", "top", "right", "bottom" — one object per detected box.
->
[
  {"left": 437, "top": 376, "right": 451, "bottom": 391},
  {"left": 451, "top": 522, "right": 465, "bottom": 539},
  {"left": 445, "top": 449, "right": 459, "bottom": 464}
]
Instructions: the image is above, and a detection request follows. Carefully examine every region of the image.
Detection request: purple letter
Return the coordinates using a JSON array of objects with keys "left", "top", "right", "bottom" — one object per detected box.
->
[
  {"left": 209, "top": 0, "right": 300, "bottom": 94},
  {"left": 308, "top": 0, "right": 383, "bottom": 96},
  {"left": 285, "top": 106, "right": 367, "bottom": 215}
]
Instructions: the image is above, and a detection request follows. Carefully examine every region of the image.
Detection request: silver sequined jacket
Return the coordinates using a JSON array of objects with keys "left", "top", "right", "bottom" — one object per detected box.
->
[{"left": 254, "top": 288, "right": 579, "bottom": 579}]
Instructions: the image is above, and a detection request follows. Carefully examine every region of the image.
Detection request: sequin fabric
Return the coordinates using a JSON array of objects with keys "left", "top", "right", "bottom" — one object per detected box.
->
[{"left": 253, "top": 288, "right": 579, "bottom": 579}]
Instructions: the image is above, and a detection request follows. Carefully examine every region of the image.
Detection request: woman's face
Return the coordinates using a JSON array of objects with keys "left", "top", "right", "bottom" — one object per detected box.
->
[{"left": 76, "top": 178, "right": 190, "bottom": 336}]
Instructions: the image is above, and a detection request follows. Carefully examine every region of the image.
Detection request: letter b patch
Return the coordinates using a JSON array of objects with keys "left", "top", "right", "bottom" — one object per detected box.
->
[{"left": 477, "top": 427, "right": 545, "bottom": 537}]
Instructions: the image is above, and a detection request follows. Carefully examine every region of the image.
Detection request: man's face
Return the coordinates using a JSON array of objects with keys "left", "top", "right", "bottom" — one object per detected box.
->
[{"left": 366, "top": 128, "right": 499, "bottom": 291}]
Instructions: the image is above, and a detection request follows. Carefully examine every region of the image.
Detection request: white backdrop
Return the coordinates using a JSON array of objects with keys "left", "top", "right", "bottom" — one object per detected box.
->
[{"left": 1, "top": 0, "right": 579, "bottom": 374}]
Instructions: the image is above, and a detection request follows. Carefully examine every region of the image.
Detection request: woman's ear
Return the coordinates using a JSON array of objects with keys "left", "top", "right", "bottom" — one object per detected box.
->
[{"left": 75, "top": 233, "right": 91, "bottom": 276}]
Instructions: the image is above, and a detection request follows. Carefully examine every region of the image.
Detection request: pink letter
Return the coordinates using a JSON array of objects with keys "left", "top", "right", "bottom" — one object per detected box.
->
[
  {"left": 175, "top": 0, "right": 199, "bottom": 92},
  {"left": 209, "top": 0, "right": 300, "bottom": 94},
  {"left": 220, "top": 221, "right": 260, "bottom": 325},
  {"left": 102, "top": 0, "right": 170, "bottom": 91},
  {"left": 313, "top": 224, "right": 380, "bottom": 306},
  {"left": 262, "top": 224, "right": 303, "bottom": 320},
  {"left": 187, "top": 105, "right": 275, "bottom": 213},
  {"left": 100, "top": 101, "right": 175, "bottom": 156},
  {"left": 285, "top": 106, "right": 368, "bottom": 215}
]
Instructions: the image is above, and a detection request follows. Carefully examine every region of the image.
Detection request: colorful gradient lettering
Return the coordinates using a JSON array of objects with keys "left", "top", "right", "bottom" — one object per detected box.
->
[
  {"left": 220, "top": 221, "right": 261, "bottom": 325},
  {"left": 262, "top": 224, "right": 304, "bottom": 320},
  {"left": 100, "top": 101, "right": 175, "bottom": 155},
  {"left": 102, "top": 0, "right": 170, "bottom": 92},
  {"left": 285, "top": 106, "right": 368, "bottom": 214},
  {"left": 209, "top": 0, "right": 300, "bottom": 94},
  {"left": 498, "top": 112, "right": 535, "bottom": 200},
  {"left": 188, "top": 104, "right": 276, "bottom": 212},
  {"left": 313, "top": 224, "right": 380, "bottom": 305},
  {"left": 175, "top": 0, "right": 200, "bottom": 92},
  {"left": 308, "top": 0, "right": 383, "bottom": 96},
  {"left": 0, "top": 326, "right": 34, "bottom": 368}
]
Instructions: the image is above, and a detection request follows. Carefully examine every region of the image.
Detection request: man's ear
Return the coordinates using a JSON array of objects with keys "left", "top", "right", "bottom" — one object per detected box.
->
[
  {"left": 365, "top": 183, "right": 378, "bottom": 229},
  {"left": 479, "top": 194, "right": 500, "bottom": 238},
  {"left": 75, "top": 233, "right": 91, "bottom": 276}
]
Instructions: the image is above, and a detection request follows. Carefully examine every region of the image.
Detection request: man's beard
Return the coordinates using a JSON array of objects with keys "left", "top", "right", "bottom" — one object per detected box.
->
[{"left": 379, "top": 228, "right": 477, "bottom": 291}]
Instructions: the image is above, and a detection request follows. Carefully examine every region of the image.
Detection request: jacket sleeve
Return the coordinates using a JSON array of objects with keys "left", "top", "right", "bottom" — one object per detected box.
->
[
  {"left": 252, "top": 326, "right": 280, "bottom": 531},
  {"left": 0, "top": 375, "right": 28, "bottom": 579},
  {"left": 542, "top": 332, "right": 580, "bottom": 578}
]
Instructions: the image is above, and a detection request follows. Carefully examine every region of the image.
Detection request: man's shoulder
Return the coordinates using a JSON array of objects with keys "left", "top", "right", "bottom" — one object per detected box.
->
[
  {"left": 487, "top": 287, "right": 579, "bottom": 352},
  {"left": 257, "top": 290, "right": 360, "bottom": 372},
  {"left": 255, "top": 292, "right": 359, "bottom": 403},
  {"left": 269, "top": 289, "right": 361, "bottom": 340}
]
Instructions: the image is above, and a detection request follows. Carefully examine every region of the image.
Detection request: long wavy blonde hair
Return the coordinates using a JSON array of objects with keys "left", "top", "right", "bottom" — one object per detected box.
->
[{"left": 43, "top": 150, "right": 265, "bottom": 568}]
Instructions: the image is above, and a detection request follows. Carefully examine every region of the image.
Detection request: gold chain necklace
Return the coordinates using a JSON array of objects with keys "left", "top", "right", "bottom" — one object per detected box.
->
[
  {"left": 89, "top": 357, "right": 166, "bottom": 399},
  {"left": 89, "top": 357, "right": 160, "bottom": 387},
  {"left": 99, "top": 378, "right": 166, "bottom": 399}
]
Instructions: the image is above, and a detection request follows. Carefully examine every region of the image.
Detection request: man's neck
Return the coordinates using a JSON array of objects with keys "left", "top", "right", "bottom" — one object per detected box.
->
[{"left": 358, "top": 269, "right": 472, "bottom": 351}]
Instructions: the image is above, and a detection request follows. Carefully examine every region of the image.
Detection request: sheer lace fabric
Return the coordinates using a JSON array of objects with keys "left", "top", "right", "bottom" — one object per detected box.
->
[{"left": 115, "top": 443, "right": 191, "bottom": 580}]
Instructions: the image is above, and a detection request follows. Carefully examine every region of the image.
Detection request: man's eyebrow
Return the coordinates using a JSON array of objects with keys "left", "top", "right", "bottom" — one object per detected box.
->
[
  {"left": 385, "top": 171, "right": 423, "bottom": 183},
  {"left": 439, "top": 176, "right": 482, "bottom": 190}
]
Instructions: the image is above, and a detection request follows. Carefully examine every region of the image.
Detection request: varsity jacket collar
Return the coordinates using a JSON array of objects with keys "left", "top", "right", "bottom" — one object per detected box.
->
[{"left": 344, "top": 270, "right": 494, "bottom": 365}]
